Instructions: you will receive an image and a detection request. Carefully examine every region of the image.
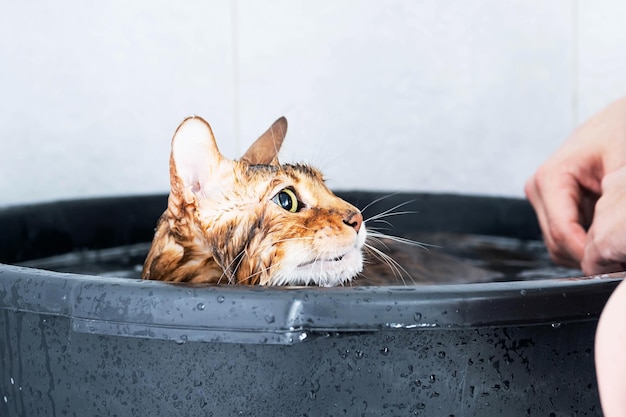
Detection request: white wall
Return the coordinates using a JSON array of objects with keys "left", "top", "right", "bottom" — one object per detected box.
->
[{"left": 1, "top": 1, "right": 626, "bottom": 206}]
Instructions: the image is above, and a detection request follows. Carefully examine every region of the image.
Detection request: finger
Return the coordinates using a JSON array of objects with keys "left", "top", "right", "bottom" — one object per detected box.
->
[
  {"left": 581, "top": 173, "right": 626, "bottom": 275},
  {"left": 526, "top": 171, "right": 587, "bottom": 266},
  {"left": 581, "top": 235, "right": 624, "bottom": 275},
  {"left": 525, "top": 175, "right": 566, "bottom": 264}
]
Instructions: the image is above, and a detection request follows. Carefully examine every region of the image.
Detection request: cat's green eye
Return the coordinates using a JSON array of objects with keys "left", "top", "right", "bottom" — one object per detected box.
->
[{"left": 272, "top": 188, "right": 300, "bottom": 213}]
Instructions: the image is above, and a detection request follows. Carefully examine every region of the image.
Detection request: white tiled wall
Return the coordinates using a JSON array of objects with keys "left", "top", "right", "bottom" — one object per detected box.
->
[
  {"left": 577, "top": 1, "right": 626, "bottom": 120},
  {"left": 0, "top": 1, "right": 624, "bottom": 206}
]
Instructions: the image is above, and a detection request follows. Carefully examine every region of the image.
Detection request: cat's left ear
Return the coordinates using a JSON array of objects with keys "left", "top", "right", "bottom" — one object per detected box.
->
[
  {"left": 240, "top": 116, "right": 288, "bottom": 165},
  {"left": 169, "top": 116, "right": 224, "bottom": 199}
]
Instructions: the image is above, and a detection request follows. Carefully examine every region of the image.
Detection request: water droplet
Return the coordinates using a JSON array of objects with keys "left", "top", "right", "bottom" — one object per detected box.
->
[
  {"left": 217, "top": 296, "right": 225, "bottom": 303},
  {"left": 380, "top": 347, "right": 390, "bottom": 356},
  {"left": 3, "top": 396, "right": 7, "bottom": 403},
  {"left": 437, "top": 351, "right": 446, "bottom": 359},
  {"left": 10, "top": 377, "right": 14, "bottom": 385},
  {"left": 310, "top": 380, "right": 320, "bottom": 392},
  {"left": 355, "top": 350, "right": 364, "bottom": 359},
  {"left": 413, "top": 312, "right": 422, "bottom": 321},
  {"left": 197, "top": 303, "right": 205, "bottom": 311},
  {"left": 520, "top": 289, "right": 527, "bottom": 296},
  {"left": 429, "top": 374, "right": 436, "bottom": 383},
  {"left": 298, "top": 332, "right": 308, "bottom": 342},
  {"left": 551, "top": 322, "right": 561, "bottom": 329},
  {"left": 264, "top": 314, "right": 275, "bottom": 324}
]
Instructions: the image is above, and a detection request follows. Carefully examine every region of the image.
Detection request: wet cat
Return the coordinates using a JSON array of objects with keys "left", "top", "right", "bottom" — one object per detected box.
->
[{"left": 142, "top": 116, "right": 366, "bottom": 286}]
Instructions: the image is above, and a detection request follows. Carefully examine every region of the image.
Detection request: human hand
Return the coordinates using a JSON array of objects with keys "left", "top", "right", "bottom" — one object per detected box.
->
[
  {"left": 525, "top": 98, "right": 626, "bottom": 271},
  {"left": 581, "top": 166, "right": 626, "bottom": 274}
]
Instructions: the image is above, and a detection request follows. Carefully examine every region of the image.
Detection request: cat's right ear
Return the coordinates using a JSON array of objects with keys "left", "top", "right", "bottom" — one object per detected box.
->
[
  {"left": 240, "top": 116, "right": 288, "bottom": 165},
  {"left": 169, "top": 116, "right": 223, "bottom": 200}
]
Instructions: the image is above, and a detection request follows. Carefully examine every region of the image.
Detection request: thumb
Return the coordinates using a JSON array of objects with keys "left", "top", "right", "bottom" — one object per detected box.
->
[
  {"left": 581, "top": 235, "right": 624, "bottom": 275},
  {"left": 581, "top": 166, "right": 626, "bottom": 275}
]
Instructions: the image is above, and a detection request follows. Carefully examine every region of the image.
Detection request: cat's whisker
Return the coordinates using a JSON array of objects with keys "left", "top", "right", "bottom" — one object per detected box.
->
[
  {"left": 237, "top": 248, "right": 289, "bottom": 285},
  {"left": 315, "top": 252, "right": 326, "bottom": 283},
  {"left": 366, "top": 219, "right": 395, "bottom": 229},
  {"left": 364, "top": 211, "right": 417, "bottom": 226},
  {"left": 364, "top": 200, "right": 418, "bottom": 233},
  {"left": 297, "top": 249, "right": 322, "bottom": 286},
  {"left": 273, "top": 252, "right": 311, "bottom": 284},
  {"left": 253, "top": 257, "right": 283, "bottom": 285},
  {"left": 363, "top": 242, "right": 415, "bottom": 286},
  {"left": 362, "top": 199, "right": 421, "bottom": 253},
  {"left": 238, "top": 266, "right": 266, "bottom": 285},
  {"left": 366, "top": 235, "right": 392, "bottom": 252},
  {"left": 367, "top": 231, "right": 435, "bottom": 250},
  {"left": 359, "top": 193, "right": 404, "bottom": 214},
  {"left": 258, "top": 248, "right": 315, "bottom": 286},
  {"left": 225, "top": 236, "right": 314, "bottom": 285},
  {"left": 363, "top": 244, "right": 405, "bottom": 284},
  {"left": 266, "top": 236, "right": 315, "bottom": 245},
  {"left": 361, "top": 198, "right": 415, "bottom": 218},
  {"left": 220, "top": 250, "right": 247, "bottom": 284},
  {"left": 364, "top": 207, "right": 416, "bottom": 225}
]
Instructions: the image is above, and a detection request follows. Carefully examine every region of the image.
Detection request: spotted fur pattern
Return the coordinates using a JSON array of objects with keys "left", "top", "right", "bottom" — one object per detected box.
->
[{"left": 142, "top": 116, "right": 366, "bottom": 286}]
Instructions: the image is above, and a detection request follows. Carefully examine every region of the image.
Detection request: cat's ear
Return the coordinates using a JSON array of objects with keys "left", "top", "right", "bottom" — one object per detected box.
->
[
  {"left": 240, "top": 116, "right": 287, "bottom": 166},
  {"left": 169, "top": 116, "right": 224, "bottom": 199}
]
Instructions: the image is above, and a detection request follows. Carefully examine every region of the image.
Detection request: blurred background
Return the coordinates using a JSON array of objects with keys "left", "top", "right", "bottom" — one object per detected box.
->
[{"left": 1, "top": 1, "right": 626, "bottom": 206}]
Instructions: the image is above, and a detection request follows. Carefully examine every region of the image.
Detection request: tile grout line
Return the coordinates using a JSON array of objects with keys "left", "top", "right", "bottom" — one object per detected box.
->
[
  {"left": 230, "top": 0, "right": 241, "bottom": 152},
  {"left": 571, "top": 0, "right": 579, "bottom": 127}
]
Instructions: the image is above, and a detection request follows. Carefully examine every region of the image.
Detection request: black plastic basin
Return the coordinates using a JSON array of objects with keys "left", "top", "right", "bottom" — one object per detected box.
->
[{"left": 0, "top": 192, "right": 621, "bottom": 417}]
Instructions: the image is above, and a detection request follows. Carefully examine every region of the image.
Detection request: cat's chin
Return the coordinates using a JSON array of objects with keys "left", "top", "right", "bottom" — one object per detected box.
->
[
  {"left": 270, "top": 227, "right": 367, "bottom": 287},
  {"left": 271, "top": 248, "right": 364, "bottom": 287}
]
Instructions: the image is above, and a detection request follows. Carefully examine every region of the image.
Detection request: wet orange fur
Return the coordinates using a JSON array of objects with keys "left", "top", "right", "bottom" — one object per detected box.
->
[{"left": 142, "top": 116, "right": 365, "bottom": 286}]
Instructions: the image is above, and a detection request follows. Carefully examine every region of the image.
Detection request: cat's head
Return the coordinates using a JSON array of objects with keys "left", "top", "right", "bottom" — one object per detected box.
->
[{"left": 143, "top": 116, "right": 366, "bottom": 286}]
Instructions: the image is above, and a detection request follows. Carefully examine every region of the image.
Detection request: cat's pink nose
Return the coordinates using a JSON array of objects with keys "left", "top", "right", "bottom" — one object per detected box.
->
[{"left": 343, "top": 211, "right": 363, "bottom": 233}]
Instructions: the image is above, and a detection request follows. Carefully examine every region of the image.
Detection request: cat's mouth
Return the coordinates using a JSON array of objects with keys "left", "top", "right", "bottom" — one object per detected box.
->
[{"left": 297, "top": 254, "right": 345, "bottom": 268}]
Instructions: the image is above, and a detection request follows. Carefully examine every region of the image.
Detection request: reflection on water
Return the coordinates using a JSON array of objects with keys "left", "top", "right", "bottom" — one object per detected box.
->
[
  {"left": 356, "top": 233, "right": 581, "bottom": 285},
  {"left": 20, "top": 233, "right": 582, "bottom": 286}
]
